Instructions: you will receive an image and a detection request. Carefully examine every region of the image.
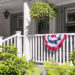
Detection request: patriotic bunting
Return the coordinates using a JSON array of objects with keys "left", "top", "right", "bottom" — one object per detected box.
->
[{"left": 44, "top": 34, "right": 66, "bottom": 50}]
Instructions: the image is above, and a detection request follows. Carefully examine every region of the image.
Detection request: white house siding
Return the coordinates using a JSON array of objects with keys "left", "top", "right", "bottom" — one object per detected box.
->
[{"left": 0, "top": 11, "right": 10, "bottom": 38}]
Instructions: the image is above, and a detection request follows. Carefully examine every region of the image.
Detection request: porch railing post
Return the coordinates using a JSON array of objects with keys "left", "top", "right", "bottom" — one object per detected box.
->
[
  {"left": 23, "top": 1, "right": 31, "bottom": 60},
  {"left": 0, "top": 36, "right": 3, "bottom": 52},
  {"left": 16, "top": 31, "right": 22, "bottom": 57}
]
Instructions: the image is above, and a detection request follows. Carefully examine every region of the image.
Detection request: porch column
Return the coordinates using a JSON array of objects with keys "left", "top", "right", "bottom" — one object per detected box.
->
[
  {"left": 49, "top": 18, "right": 56, "bottom": 33},
  {"left": 23, "top": 0, "right": 31, "bottom": 60}
]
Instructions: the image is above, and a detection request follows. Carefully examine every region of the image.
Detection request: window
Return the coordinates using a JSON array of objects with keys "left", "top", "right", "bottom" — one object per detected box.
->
[
  {"left": 17, "top": 16, "right": 23, "bottom": 29},
  {"left": 38, "top": 17, "right": 49, "bottom": 34},
  {"left": 66, "top": 8, "right": 75, "bottom": 23}
]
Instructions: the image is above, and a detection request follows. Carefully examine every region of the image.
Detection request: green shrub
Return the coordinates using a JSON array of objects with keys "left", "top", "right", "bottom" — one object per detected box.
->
[
  {"left": 0, "top": 44, "right": 41, "bottom": 75},
  {"left": 44, "top": 59, "right": 74, "bottom": 75},
  {"left": 26, "top": 67, "right": 42, "bottom": 75},
  {"left": 70, "top": 65, "right": 75, "bottom": 75},
  {"left": 69, "top": 50, "right": 75, "bottom": 65},
  {"left": 44, "top": 61, "right": 60, "bottom": 75}
]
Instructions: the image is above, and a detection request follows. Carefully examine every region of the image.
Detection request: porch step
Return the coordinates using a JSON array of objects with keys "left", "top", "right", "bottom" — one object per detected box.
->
[{"left": 38, "top": 64, "right": 46, "bottom": 75}]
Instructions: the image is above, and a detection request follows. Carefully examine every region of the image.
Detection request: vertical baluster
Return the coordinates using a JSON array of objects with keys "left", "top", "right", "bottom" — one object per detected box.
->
[
  {"left": 44, "top": 39, "right": 46, "bottom": 61},
  {"left": 32, "top": 36, "right": 35, "bottom": 61},
  {"left": 10, "top": 38, "right": 12, "bottom": 44},
  {"left": 3, "top": 42, "right": 5, "bottom": 46},
  {"left": 50, "top": 50, "right": 52, "bottom": 60},
  {"left": 74, "top": 35, "right": 75, "bottom": 49},
  {"left": 38, "top": 36, "right": 40, "bottom": 61},
  {"left": 29, "top": 36, "right": 32, "bottom": 60},
  {"left": 35, "top": 36, "right": 37, "bottom": 62},
  {"left": 53, "top": 51, "right": 55, "bottom": 60},
  {"left": 63, "top": 39, "right": 65, "bottom": 64},
  {"left": 14, "top": 37, "right": 17, "bottom": 46},
  {"left": 29, "top": 36, "right": 33, "bottom": 59},
  {"left": 56, "top": 50, "right": 58, "bottom": 63},
  {"left": 3, "top": 42, "right": 5, "bottom": 53},
  {"left": 47, "top": 47, "right": 49, "bottom": 61},
  {"left": 41, "top": 36, "right": 43, "bottom": 62},
  {"left": 70, "top": 35, "right": 73, "bottom": 64},
  {"left": 66, "top": 35, "right": 69, "bottom": 62},
  {"left": 59, "top": 47, "right": 62, "bottom": 64},
  {"left": 7, "top": 40, "right": 9, "bottom": 45}
]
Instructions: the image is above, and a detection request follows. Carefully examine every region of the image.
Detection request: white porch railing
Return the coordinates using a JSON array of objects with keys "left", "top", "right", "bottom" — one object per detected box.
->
[
  {"left": 0, "top": 32, "right": 75, "bottom": 64},
  {"left": 28, "top": 33, "right": 75, "bottom": 64},
  {"left": 0, "top": 31, "right": 24, "bottom": 57}
]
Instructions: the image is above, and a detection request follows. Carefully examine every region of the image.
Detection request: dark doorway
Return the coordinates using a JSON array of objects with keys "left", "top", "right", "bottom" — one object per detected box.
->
[{"left": 68, "top": 25, "right": 75, "bottom": 32}]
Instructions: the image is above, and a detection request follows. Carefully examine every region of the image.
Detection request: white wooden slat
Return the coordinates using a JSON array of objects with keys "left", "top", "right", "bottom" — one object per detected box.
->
[
  {"left": 50, "top": 50, "right": 52, "bottom": 60},
  {"left": 20, "top": 37, "right": 22, "bottom": 57},
  {"left": 35, "top": 36, "right": 37, "bottom": 61},
  {"left": 56, "top": 50, "right": 58, "bottom": 63},
  {"left": 3, "top": 42, "right": 5, "bottom": 46},
  {"left": 10, "top": 38, "right": 12, "bottom": 44},
  {"left": 38, "top": 36, "right": 40, "bottom": 61},
  {"left": 63, "top": 40, "right": 65, "bottom": 64},
  {"left": 44, "top": 39, "right": 46, "bottom": 61},
  {"left": 32, "top": 36, "right": 35, "bottom": 61},
  {"left": 47, "top": 47, "right": 49, "bottom": 61},
  {"left": 70, "top": 35, "right": 72, "bottom": 54},
  {"left": 66, "top": 35, "right": 69, "bottom": 62},
  {"left": 14, "top": 37, "right": 16, "bottom": 46},
  {"left": 74, "top": 35, "right": 75, "bottom": 49},
  {"left": 53, "top": 51, "right": 55, "bottom": 60},
  {"left": 7, "top": 40, "right": 9, "bottom": 45},
  {"left": 29, "top": 37, "right": 32, "bottom": 60},
  {"left": 41, "top": 36, "right": 43, "bottom": 62},
  {"left": 59, "top": 47, "right": 62, "bottom": 64},
  {"left": 70, "top": 35, "right": 73, "bottom": 64}
]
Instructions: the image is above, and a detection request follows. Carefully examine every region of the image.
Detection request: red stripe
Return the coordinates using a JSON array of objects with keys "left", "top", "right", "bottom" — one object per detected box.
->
[{"left": 51, "top": 35, "right": 56, "bottom": 37}]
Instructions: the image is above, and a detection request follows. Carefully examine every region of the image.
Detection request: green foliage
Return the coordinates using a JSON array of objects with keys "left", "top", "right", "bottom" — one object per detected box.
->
[
  {"left": 69, "top": 50, "right": 75, "bottom": 65},
  {"left": 30, "top": 1, "right": 58, "bottom": 21},
  {"left": 0, "top": 44, "right": 17, "bottom": 55},
  {"left": 44, "top": 61, "right": 60, "bottom": 75},
  {"left": 70, "top": 65, "right": 75, "bottom": 75},
  {"left": 26, "top": 67, "right": 42, "bottom": 75},
  {"left": 44, "top": 59, "right": 75, "bottom": 75},
  {"left": 0, "top": 44, "right": 41, "bottom": 75}
]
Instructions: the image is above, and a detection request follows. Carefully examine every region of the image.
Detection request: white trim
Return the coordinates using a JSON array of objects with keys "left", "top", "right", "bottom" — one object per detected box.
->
[
  {"left": 0, "top": 0, "right": 14, "bottom": 4},
  {"left": 66, "top": 8, "right": 75, "bottom": 23},
  {"left": 56, "top": 0, "right": 75, "bottom": 6}
]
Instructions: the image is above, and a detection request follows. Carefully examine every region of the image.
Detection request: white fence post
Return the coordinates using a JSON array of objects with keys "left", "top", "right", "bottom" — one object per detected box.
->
[
  {"left": 0, "top": 36, "right": 3, "bottom": 52},
  {"left": 16, "top": 31, "right": 22, "bottom": 57}
]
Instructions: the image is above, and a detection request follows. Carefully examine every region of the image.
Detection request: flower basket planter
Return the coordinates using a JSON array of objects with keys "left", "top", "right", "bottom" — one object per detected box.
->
[{"left": 30, "top": 1, "right": 58, "bottom": 21}]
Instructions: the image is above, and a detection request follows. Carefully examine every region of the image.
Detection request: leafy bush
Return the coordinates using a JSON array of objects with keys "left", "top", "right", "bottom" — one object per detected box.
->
[
  {"left": 26, "top": 67, "right": 42, "bottom": 75},
  {"left": 69, "top": 50, "right": 75, "bottom": 65},
  {"left": 0, "top": 44, "right": 41, "bottom": 75},
  {"left": 44, "top": 59, "right": 75, "bottom": 75}
]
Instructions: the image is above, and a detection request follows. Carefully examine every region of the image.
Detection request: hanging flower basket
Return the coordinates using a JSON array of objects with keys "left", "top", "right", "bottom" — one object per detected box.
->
[
  {"left": 30, "top": 1, "right": 58, "bottom": 21},
  {"left": 39, "top": 16, "right": 49, "bottom": 21}
]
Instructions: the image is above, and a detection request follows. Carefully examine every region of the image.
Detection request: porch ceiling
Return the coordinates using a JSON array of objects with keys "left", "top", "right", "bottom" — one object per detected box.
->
[{"left": 0, "top": 0, "right": 23, "bottom": 13}]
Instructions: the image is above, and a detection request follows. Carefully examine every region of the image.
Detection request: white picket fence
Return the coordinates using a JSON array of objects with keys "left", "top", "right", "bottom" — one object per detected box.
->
[
  {"left": 28, "top": 33, "right": 75, "bottom": 64},
  {"left": 0, "top": 31, "right": 24, "bottom": 57}
]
